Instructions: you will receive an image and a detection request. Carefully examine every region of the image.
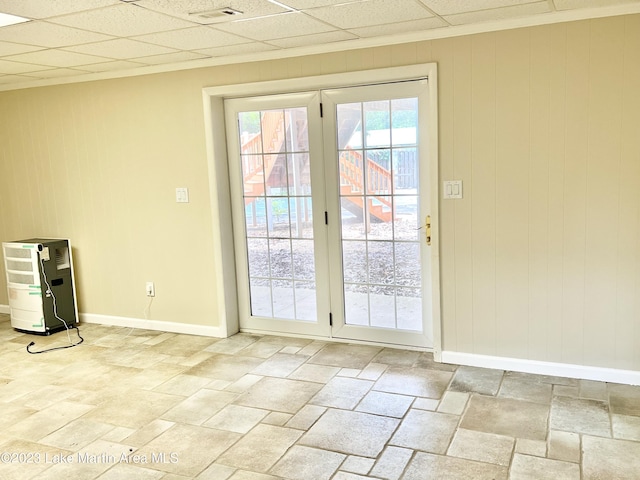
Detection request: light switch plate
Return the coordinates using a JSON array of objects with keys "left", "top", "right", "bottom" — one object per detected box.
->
[
  {"left": 176, "top": 187, "right": 189, "bottom": 203},
  {"left": 443, "top": 180, "right": 463, "bottom": 199}
]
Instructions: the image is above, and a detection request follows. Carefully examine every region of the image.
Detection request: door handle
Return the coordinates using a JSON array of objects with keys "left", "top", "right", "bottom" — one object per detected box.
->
[{"left": 425, "top": 215, "right": 431, "bottom": 246}]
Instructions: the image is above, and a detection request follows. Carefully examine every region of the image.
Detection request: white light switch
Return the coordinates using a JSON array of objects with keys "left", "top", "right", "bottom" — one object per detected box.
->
[
  {"left": 443, "top": 181, "right": 463, "bottom": 199},
  {"left": 176, "top": 187, "right": 189, "bottom": 203}
]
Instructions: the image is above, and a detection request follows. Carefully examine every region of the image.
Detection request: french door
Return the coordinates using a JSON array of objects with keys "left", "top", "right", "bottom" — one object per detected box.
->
[{"left": 225, "top": 80, "right": 432, "bottom": 347}]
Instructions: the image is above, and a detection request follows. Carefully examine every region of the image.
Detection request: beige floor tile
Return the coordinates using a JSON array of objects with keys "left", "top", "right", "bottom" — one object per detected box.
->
[
  {"left": 414, "top": 352, "right": 458, "bottom": 372},
  {"left": 224, "top": 374, "right": 263, "bottom": 393},
  {"left": 0, "top": 402, "right": 37, "bottom": 429},
  {"left": 288, "top": 363, "right": 341, "bottom": 383},
  {"left": 216, "top": 424, "right": 302, "bottom": 472},
  {"left": 148, "top": 335, "right": 218, "bottom": 356},
  {"left": 547, "top": 430, "right": 580, "bottom": 463},
  {"left": 608, "top": 383, "right": 640, "bottom": 416},
  {"left": 310, "top": 376, "right": 373, "bottom": 409},
  {"left": 123, "top": 419, "right": 175, "bottom": 447},
  {"left": 509, "top": 453, "right": 580, "bottom": 480},
  {"left": 204, "top": 334, "right": 261, "bottom": 354},
  {"left": 161, "top": 389, "right": 237, "bottom": 425},
  {"left": 261, "top": 411, "right": 293, "bottom": 426},
  {"left": 195, "top": 463, "right": 235, "bottom": 480},
  {"left": 0, "top": 439, "right": 74, "bottom": 480},
  {"left": 355, "top": 390, "right": 413, "bottom": 418},
  {"left": 403, "top": 452, "right": 508, "bottom": 480},
  {"left": 286, "top": 404, "right": 327, "bottom": 430},
  {"left": 124, "top": 363, "right": 188, "bottom": 391},
  {"left": 300, "top": 409, "right": 399, "bottom": 457},
  {"left": 437, "top": 391, "right": 470, "bottom": 415},
  {"left": 84, "top": 389, "right": 182, "bottom": 429},
  {"left": 203, "top": 404, "right": 269, "bottom": 433},
  {"left": 369, "top": 446, "right": 413, "bottom": 479},
  {"left": 96, "top": 463, "right": 165, "bottom": 479},
  {"left": 357, "top": 362, "right": 388, "bottom": 381},
  {"left": 250, "top": 353, "right": 307, "bottom": 377},
  {"left": 237, "top": 341, "right": 284, "bottom": 359},
  {"left": 136, "top": 424, "right": 241, "bottom": 476},
  {"left": 341, "top": 455, "right": 375, "bottom": 475},
  {"left": 449, "top": 366, "right": 504, "bottom": 395},
  {"left": 227, "top": 471, "right": 281, "bottom": 480},
  {"left": 497, "top": 376, "right": 552, "bottom": 404},
  {"left": 549, "top": 396, "right": 611, "bottom": 437},
  {"left": 390, "top": 409, "right": 458, "bottom": 454},
  {"left": 461, "top": 395, "right": 549, "bottom": 440},
  {"left": 153, "top": 374, "right": 211, "bottom": 396},
  {"left": 234, "top": 377, "right": 322, "bottom": 414},
  {"left": 578, "top": 379, "right": 608, "bottom": 401},
  {"left": 332, "top": 473, "right": 370, "bottom": 480},
  {"left": 582, "top": 435, "right": 640, "bottom": 479},
  {"left": 515, "top": 438, "right": 547, "bottom": 457},
  {"left": 373, "top": 366, "right": 452, "bottom": 398},
  {"left": 447, "top": 428, "right": 514, "bottom": 466},
  {"left": 269, "top": 445, "right": 345, "bottom": 480},
  {"left": 372, "top": 348, "right": 421, "bottom": 366},
  {"left": 39, "top": 418, "right": 115, "bottom": 451},
  {"left": 308, "top": 343, "right": 382, "bottom": 369},
  {"left": 612, "top": 413, "right": 640, "bottom": 441},
  {"left": 5, "top": 401, "right": 95, "bottom": 442},
  {"left": 338, "top": 367, "right": 361, "bottom": 377},
  {"left": 185, "top": 354, "right": 264, "bottom": 382}
]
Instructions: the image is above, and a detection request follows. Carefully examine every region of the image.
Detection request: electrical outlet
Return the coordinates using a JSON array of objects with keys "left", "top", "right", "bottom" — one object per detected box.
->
[{"left": 146, "top": 282, "right": 155, "bottom": 297}]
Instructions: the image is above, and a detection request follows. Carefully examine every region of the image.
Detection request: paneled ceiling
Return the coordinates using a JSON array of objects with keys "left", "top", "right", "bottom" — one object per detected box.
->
[{"left": 0, "top": 0, "right": 639, "bottom": 90}]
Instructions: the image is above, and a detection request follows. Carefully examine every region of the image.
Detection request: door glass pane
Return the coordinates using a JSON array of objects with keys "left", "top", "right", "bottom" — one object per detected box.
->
[
  {"left": 239, "top": 107, "right": 317, "bottom": 322},
  {"left": 337, "top": 96, "right": 422, "bottom": 331}
]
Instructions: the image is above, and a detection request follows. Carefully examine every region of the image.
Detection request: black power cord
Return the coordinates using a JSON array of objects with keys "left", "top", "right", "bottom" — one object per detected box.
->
[{"left": 26, "top": 326, "right": 84, "bottom": 354}]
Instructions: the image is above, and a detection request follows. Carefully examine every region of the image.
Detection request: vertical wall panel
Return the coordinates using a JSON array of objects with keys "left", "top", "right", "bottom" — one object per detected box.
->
[
  {"left": 470, "top": 33, "right": 497, "bottom": 356},
  {"left": 432, "top": 38, "right": 457, "bottom": 351},
  {"left": 528, "top": 25, "right": 552, "bottom": 361},
  {"left": 561, "top": 21, "right": 590, "bottom": 365},
  {"left": 495, "top": 28, "right": 530, "bottom": 358},
  {"left": 583, "top": 17, "right": 625, "bottom": 367},
  {"left": 452, "top": 36, "right": 474, "bottom": 352},
  {"left": 617, "top": 15, "right": 640, "bottom": 369},
  {"left": 546, "top": 24, "right": 568, "bottom": 364}
]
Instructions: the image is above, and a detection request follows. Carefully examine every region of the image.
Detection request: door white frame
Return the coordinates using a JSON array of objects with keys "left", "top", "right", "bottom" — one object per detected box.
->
[{"left": 202, "top": 64, "right": 442, "bottom": 358}]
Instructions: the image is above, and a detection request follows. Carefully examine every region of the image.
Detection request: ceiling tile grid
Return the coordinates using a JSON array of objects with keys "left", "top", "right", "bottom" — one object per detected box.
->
[{"left": 0, "top": 0, "right": 638, "bottom": 88}]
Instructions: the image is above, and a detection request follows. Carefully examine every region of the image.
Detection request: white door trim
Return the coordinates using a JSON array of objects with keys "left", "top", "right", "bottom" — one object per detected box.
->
[{"left": 202, "top": 63, "right": 441, "bottom": 356}]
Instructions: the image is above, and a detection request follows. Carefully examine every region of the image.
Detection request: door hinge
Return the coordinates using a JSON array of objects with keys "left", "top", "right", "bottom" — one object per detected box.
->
[
  {"left": 329, "top": 312, "right": 333, "bottom": 326},
  {"left": 324, "top": 211, "right": 328, "bottom": 225},
  {"left": 320, "top": 102, "right": 323, "bottom": 118}
]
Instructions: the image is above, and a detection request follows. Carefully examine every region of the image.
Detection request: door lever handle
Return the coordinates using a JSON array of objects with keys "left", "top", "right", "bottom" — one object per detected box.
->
[{"left": 425, "top": 215, "right": 431, "bottom": 246}]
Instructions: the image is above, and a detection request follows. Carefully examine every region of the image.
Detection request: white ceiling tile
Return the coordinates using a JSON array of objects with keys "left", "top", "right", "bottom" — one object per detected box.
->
[
  {"left": 0, "top": 21, "right": 114, "bottom": 48},
  {"left": 0, "top": 0, "right": 120, "bottom": 19},
  {"left": 135, "top": 0, "right": 288, "bottom": 24},
  {"left": 304, "top": 0, "right": 433, "bottom": 29},
  {"left": 0, "top": 74, "right": 38, "bottom": 83},
  {"left": 64, "top": 38, "right": 178, "bottom": 59},
  {"left": 268, "top": 30, "right": 357, "bottom": 48},
  {"left": 5, "top": 49, "right": 112, "bottom": 67},
  {"left": 554, "top": 0, "right": 638, "bottom": 10},
  {"left": 278, "top": 0, "right": 365, "bottom": 8},
  {"left": 134, "top": 25, "right": 251, "bottom": 50},
  {"left": 417, "top": 0, "right": 539, "bottom": 16},
  {"left": 0, "top": 41, "right": 43, "bottom": 56},
  {"left": 214, "top": 11, "right": 336, "bottom": 40},
  {"left": 0, "top": 59, "right": 49, "bottom": 74},
  {"left": 29, "top": 68, "right": 93, "bottom": 78},
  {"left": 80, "top": 60, "right": 148, "bottom": 72},
  {"left": 444, "top": 1, "right": 551, "bottom": 25},
  {"left": 195, "top": 42, "right": 279, "bottom": 57},
  {"left": 349, "top": 17, "right": 447, "bottom": 38},
  {"left": 49, "top": 3, "right": 196, "bottom": 37},
  {"left": 132, "top": 51, "right": 209, "bottom": 65}
]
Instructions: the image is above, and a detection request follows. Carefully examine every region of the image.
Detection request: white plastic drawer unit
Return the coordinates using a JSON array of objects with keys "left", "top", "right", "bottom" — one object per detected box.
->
[
  {"left": 3, "top": 242, "right": 46, "bottom": 333},
  {"left": 2, "top": 239, "right": 78, "bottom": 334}
]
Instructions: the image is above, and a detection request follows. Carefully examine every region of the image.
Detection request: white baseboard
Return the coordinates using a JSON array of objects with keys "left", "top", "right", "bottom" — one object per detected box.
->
[
  {"left": 80, "top": 313, "right": 224, "bottom": 338},
  {"left": 442, "top": 351, "right": 640, "bottom": 386},
  {"left": 0, "top": 304, "right": 9, "bottom": 314}
]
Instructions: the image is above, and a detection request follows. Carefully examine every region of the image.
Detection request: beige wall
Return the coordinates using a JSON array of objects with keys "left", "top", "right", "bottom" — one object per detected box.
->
[{"left": 1, "top": 14, "right": 639, "bottom": 370}]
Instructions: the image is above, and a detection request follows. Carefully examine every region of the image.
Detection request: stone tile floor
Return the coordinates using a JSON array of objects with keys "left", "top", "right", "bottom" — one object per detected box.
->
[{"left": 0, "top": 313, "right": 639, "bottom": 479}]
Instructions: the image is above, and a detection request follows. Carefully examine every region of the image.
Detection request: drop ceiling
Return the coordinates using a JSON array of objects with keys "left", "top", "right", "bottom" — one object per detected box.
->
[{"left": 0, "top": 0, "right": 638, "bottom": 90}]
